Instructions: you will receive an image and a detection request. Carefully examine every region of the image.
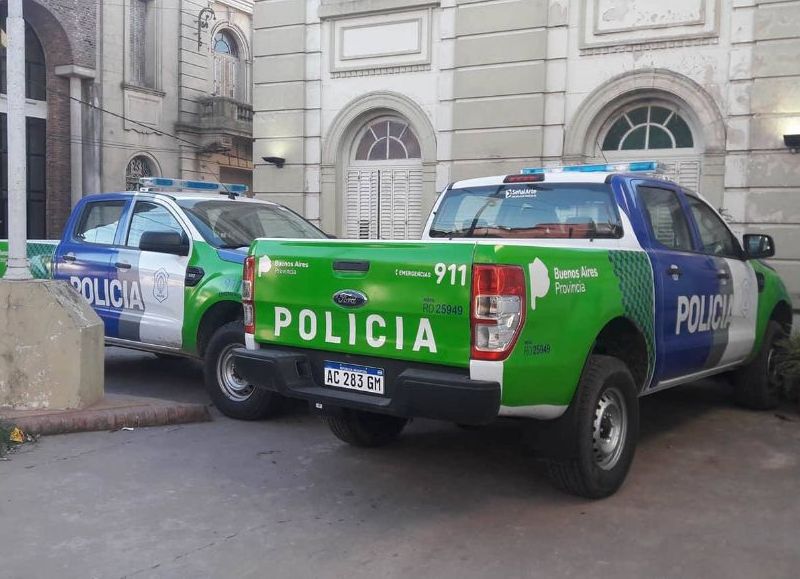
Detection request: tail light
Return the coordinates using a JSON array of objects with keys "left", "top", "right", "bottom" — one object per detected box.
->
[
  {"left": 243, "top": 255, "right": 255, "bottom": 334},
  {"left": 471, "top": 264, "right": 526, "bottom": 361}
]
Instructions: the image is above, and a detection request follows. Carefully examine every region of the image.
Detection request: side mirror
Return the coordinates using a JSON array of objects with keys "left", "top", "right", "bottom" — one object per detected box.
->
[
  {"left": 743, "top": 234, "right": 775, "bottom": 259},
  {"left": 139, "top": 231, "right": 189, "bottom": 256}
]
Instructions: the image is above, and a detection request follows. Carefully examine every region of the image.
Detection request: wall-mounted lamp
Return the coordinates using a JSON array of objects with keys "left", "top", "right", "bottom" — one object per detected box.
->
[
  {"left": 263, "top": 156, "right": 286, "bottom": 168},
  {"left": 196, "top": 7, "right": 216, "bottom": 50},
  {"left": 783, "top": 134, "right": 800, "bottom": 153}
]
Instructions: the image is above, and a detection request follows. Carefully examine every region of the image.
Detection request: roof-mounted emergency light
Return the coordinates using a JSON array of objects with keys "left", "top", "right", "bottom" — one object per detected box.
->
[
  {"left": 138, "top": 177, "right": 249, "bottom": 198},
  {"left": 521, "top": 161, "right": 665, "bottom": 175}
]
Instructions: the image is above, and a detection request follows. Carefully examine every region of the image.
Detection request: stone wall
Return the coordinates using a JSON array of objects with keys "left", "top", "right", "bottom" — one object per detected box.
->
[
  {"left": 252, "top": 0, "right": 308, "bottom": 211},
  {"left": 722, "top": 0, "right": 800, "bottom": 308},
  {"left": 448, "top": 0, "right": 551, "bottom": 181}
]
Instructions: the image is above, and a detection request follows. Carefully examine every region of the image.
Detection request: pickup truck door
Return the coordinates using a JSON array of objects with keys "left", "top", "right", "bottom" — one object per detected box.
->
[
  {"left": 683, "top": 194, "right": 757, "bottom": 366},
  {"left": 114, "top": 199, "right": 189, "bottom": 348},
  {"left": 632, "top": 183, "right": 721, "bottom": 385},
  {"left": 53, "top": 198, "right": 130, "bottom": 337}
]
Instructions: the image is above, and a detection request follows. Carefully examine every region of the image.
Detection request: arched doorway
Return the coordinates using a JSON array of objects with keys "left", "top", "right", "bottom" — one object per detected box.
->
[
  {"left": 599, "top": 101, "right": 701, "bottom": 190},
  {"left": 345, "top": 116, "right": 423, "bottom": 239},
  {"left": 0, "top": 20, "right": 47, "bottom": 238}
]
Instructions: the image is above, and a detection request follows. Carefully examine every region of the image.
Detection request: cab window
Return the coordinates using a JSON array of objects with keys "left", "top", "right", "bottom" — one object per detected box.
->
[
  {"left": 74, "top": 200, "right": 126, "bottom": 245},
  {"left": 126, "top": 201, "right": 186, "bottom": 248},
  {"left": 429, "top": 183, "right": 622, "bottom": 239},
  {"left": 636, "top": 186, "right": 694, "bottom": 252},
  {"left": 686, "top": 196, "right": 742, "bottom": 259}
]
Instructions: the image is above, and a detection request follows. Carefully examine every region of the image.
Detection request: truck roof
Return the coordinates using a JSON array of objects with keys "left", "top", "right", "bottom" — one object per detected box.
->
[
  {"left": 84, "top": 190, "right": 281, "bottom": 206},
  {"left": 450, "top": 161, "right": 685, "bottom": 191},
  {"left": 453, "top": 173, "right": 632, "bottom": 189}
]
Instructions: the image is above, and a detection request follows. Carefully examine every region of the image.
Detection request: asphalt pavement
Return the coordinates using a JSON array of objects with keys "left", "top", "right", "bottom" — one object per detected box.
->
[{"left": 1, "top": 347, "right": 798, "bottom": 579}]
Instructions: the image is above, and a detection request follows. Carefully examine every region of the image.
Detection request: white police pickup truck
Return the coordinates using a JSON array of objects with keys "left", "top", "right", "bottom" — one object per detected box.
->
[
  {"left": 0, "top": 178, "right": 328, "bottom": 419},
  {"left": 235, "top": 161, "right": 793, "bottom": 497}
]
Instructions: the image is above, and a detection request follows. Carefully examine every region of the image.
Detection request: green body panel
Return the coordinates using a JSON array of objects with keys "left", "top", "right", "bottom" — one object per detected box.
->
[
  {"left": 473, "top": 245, "right": 654, "bottom": 407},
  {"left": 750, "top": 260, "right": 793, "bottom": 356},
  {"left": 0, "top": 241, "right": 58, "bottom": 279},
  {"left": 249, "top": 240, "right": 477, "bottom": 368},
  {"left": 181, "top": 241, "right": 244, "bottom": 356},
  {"left": 249, "top": 240, "right": 657, "bottom": 408}
]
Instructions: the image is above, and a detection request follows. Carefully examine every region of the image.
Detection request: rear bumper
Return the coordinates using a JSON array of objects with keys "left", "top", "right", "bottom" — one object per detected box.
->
[{"left": 233, "top": 346, "right": 501, "bottom": 425}]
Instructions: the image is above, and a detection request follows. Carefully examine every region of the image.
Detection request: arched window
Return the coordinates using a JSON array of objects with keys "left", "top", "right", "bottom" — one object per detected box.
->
[
  {"left": 0, "top": 22, "right": 46, "bottom": 101},
  {"left": 213, "top": 29, "right": 242, "bottom": 101},
  {"left": 354, "top": 119, "right": 421, "bottom": 161},
  {"left": 602, "top": 105, "right": 694, "bottom": 151},
  {"left": 126, "top": 155, "right": 156, "bottom": 190}
]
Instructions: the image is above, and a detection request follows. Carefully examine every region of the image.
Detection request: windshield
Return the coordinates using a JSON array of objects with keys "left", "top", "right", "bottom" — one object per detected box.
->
[
  {"left": 429, "top": 183, "right": 622, "bottom": 239},
  {"left": 178, "top": 199, "right": 327, "bottom": 249}
]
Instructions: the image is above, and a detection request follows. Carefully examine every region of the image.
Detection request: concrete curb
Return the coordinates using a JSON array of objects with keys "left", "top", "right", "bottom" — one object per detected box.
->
[{"left": 0, "top": 395, "right": 212, "bottom": 436}]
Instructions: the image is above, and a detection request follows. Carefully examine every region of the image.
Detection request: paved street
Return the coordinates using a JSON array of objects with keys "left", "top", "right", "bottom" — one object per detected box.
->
[{"left": 1, "top": 348, "right": 799, "bottom": 579}]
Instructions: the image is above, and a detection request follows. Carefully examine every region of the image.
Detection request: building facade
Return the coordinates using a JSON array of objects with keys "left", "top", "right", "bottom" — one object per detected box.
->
[
  {"left": 0, "top": 0, "right": 98, "bottom": 239},
  {"left": 252, "top": 0, "right": 800, "bottom": 310},
  {"left": 0, "top": 0, "right": 255, "bottom": 240},
  {"left": 101, "top": 0, "right": 255, "bottom": 195}
]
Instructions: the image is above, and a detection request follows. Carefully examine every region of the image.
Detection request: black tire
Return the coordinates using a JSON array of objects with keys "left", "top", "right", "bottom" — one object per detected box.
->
[
  {"left": 545, "top": 355, "right": 639, "bottom": 499},
  {"left": 324, "top": 408, "right": 408, "bottom": 447},
  {"left": 203, "top": 320, "right": 284, "bottom": 420},
  {"left": 732, "top": 320, "right": 785, "bottom": 410}
]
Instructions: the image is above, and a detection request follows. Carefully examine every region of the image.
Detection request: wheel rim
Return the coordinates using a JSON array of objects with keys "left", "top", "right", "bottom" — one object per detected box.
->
[
  {"left": 592, "top": 387, "right": 628, "bottom": 471},
  {"left": 217, "top": 343, "right": 254, "bottom": 402},
  {"left": 767, "top": 346, "right": 781, "bottom": 394}
]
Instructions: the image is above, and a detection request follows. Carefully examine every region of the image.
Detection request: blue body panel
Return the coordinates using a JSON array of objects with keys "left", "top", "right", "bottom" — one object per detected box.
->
[
  {"left": 613, "top": 176, "right": 727, "bottom": 387},
  {"left": 52, "top": 193, "right": 134, "bottom": 339}
]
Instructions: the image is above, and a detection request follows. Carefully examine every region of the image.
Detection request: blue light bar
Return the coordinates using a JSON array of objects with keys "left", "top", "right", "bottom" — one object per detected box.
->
[
  {"left": 521, "top": 161, "right": 664, "bottom": 175},
  {"left": 138, "top": 177, "right": 249, "bottom": 194}
]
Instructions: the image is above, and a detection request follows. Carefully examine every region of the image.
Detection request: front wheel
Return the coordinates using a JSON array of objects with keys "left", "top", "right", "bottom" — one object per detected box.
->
[
  {"left": 203, "top": 320, "right": 284, "bottom": 420},
  {"left": 545, "top": 355, "right": 639, "bottom": 499},
  {"left": 324, "top": 408, "right": 408, "bottom": 447},
  {"left": 732, "top": 320, "right": 785, "bottom": 410}
]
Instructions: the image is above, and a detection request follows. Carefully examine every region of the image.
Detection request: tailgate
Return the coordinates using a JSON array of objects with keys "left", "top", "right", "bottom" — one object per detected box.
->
[{"left": 249, "top": 240, "right": 476, "bottom": 368}]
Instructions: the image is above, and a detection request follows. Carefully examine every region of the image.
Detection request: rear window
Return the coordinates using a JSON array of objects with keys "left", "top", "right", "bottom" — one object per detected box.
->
[{"left": 429, "top": 183, "right": 622, "bottom": 239}]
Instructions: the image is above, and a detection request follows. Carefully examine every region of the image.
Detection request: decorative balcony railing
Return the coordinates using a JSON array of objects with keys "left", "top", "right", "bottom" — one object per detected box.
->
[{"left": 197, "top": 96, "right": 252, "bottom": 138}]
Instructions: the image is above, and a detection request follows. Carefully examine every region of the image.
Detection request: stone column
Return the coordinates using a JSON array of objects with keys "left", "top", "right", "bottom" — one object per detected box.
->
[{"left": 55, "top": 65, "right": 97, "bottom": 206}]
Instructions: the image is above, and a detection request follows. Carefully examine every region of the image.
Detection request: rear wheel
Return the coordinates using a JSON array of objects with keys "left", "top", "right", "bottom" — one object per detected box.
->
[
  {"left": 324, "top": 408, "right": 408, "bottom": 447},
  {"left": 204, "top": 320, "right": 284, "bottom": 420},
  {"left": 545, "top": 355, "right": 639, "bottom": 499},
  {"left": 732, "top": 320, "right": 785, "bottom": 410}
]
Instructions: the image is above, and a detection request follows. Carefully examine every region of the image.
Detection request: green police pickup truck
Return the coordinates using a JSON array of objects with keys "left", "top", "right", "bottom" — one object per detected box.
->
[
  {"left": 233, "top": 162, "right": 793, "bottom": 497},
  {"left": 1, "top": 178, "right": 328, "bottom": 419}
]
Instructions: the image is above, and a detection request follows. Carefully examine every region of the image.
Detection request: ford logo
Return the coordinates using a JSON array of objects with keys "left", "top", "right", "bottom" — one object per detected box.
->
[{"left": 333, "top": 289, "right": 368, "bottom": 308}]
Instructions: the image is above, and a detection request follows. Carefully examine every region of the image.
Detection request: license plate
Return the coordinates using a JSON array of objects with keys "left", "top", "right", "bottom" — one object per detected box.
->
[{"left": 323, "top": 361, "right": 385, "bottom": 395}]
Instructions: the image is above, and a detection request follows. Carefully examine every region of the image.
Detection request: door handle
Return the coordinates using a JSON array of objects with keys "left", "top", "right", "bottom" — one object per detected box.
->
[
  {"left": 717, "top": 270, "right": 730, "bottom": 280},
  {"left": 62, "top": 254, "right": 76, "bottom": 262},
  {"left": 667, "top": 264, "right": 682, "bottom": 277},
  {"left": 115, "top": 262, "right": 132, "bottom": 270},
  {"left": 333, "top": 260, "right": 370, "bottom": 273}
]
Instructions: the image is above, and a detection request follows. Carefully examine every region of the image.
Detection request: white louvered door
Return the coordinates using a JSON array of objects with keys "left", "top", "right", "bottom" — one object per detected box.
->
[
  {"left": 345, "top": 167, "right": 423, "bottom": 240},
  {"left": 659, "top": 158, "right": 701, "bottom": 192},
  {"left": 345, "top": 169, "right": 379, "bottom": 239}
]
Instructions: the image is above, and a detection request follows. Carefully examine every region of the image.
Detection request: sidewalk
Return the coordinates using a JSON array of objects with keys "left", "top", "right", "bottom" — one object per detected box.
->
[{"left": 0, "top": 393, "right": 211, "bottom": 435}]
